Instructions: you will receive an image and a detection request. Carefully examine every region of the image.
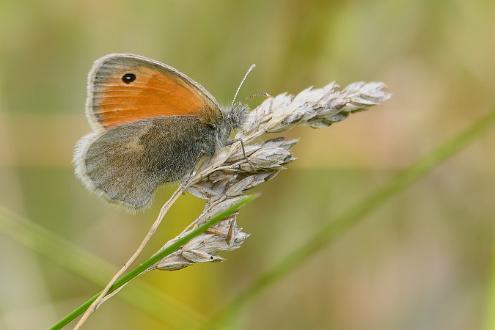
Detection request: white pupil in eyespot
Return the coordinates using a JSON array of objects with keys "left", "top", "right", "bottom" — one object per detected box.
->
[{"left": 122, "top": 73, "right": 136, "bottom": 83}]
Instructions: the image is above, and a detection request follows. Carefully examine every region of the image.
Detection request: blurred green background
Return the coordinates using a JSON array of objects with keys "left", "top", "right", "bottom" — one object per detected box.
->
[{"left": 1, "top": 0, "right": 494, "bottom": 329}]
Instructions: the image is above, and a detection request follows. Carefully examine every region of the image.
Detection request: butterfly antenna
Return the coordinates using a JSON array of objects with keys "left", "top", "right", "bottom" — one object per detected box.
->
[
  {"left": 231, "top": 64, "right": 256, "bottom": 107},
  {"left": 243, "top": 91, "right": 272, "bottom": 102}
]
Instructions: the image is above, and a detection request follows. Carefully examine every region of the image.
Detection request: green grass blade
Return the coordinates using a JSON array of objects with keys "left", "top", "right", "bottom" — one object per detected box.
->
[
  {"left": 48, "top": 194, "right": 257, "bottom": 329},
  {"left": 0, "top": 206, "right": 206, "bottom": 330},
  {"left": 207, "top": 110, "right": 495, "bottom": 329}
]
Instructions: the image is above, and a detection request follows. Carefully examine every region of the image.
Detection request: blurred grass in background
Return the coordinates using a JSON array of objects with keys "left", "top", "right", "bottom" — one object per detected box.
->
[{"left": 0, "top": 0, "right": 494, "bottom": 329}]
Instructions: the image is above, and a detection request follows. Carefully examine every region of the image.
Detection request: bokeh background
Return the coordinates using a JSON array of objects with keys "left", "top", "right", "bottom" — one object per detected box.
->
[{"left": 1, "top": 1, "right": 494, "bottom": 329}]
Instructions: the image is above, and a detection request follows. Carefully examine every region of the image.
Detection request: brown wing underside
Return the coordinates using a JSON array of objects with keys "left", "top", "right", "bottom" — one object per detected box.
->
[
  {"left": 78, "top": 116, "right": 218, "bottom": 209},
  {"left": 87, "top": 55, "right": 221, "bottom": 128}
]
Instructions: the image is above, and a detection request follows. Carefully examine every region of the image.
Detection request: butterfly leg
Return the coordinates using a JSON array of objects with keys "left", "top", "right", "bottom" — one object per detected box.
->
[{"left": 226, "top": 138, "right": 255, "bottom": 171}]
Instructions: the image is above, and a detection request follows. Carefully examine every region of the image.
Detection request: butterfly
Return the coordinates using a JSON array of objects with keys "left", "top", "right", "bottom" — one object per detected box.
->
[{"left": 74, "top": 53, "right": 251, "bottom": 209}]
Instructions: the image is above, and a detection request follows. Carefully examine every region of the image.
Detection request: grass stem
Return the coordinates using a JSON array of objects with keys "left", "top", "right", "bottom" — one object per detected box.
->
[
  {"left": 206, "top": 110, "right": 495, "bottom": 329},
  {"left": 47, "top": 194, "right": 256, "bottom": 329}
]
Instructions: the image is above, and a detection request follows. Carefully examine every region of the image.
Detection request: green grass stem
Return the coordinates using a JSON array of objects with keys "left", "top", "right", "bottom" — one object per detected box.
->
[
  {"left": 47, "top": 194, "right": 256, "bottom": 329},
  {"left": 206, "top": 110, "right": 495, "bottom": 329},
  {"left": 0, "top": 206, "right": 207, "bottom": 329},
  {"left": 0, "top": 194, "right": 255, "bottom": 329}
]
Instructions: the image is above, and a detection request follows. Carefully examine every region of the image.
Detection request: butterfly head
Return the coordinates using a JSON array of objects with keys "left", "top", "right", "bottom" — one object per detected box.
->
[{"left": 216, "top": 102, "right": 248, "bottom": 146}]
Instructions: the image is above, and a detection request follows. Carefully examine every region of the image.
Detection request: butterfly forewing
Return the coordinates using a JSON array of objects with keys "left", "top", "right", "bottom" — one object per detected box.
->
[{"left": 87, "top": 54, "right": 222, "bottom": 128}]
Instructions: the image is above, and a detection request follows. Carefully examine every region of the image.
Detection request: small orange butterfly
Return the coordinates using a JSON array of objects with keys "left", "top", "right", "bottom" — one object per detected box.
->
[{"left": 74, "top": 54, "right": 250, "bottom": 209}]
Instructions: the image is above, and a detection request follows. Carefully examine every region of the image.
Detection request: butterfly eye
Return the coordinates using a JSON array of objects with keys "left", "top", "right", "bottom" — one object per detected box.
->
[{"left": 122, "top": 73, "right": 136, "bottom": 84}]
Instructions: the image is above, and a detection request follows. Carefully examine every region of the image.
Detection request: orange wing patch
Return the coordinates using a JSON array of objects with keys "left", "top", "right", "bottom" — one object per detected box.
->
[{"left": 88, "top": 55, "right": 221, "bottom": 128}]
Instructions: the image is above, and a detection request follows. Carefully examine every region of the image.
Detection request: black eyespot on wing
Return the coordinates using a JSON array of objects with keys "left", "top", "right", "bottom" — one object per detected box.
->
[{"left": 122, "top": 73, "right": 136, "bottom": 84}]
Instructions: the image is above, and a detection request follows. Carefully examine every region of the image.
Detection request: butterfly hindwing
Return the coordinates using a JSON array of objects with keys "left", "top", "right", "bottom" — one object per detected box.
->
[{"left": 74, "top": 116, "right": 218, "bottom": 209}]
